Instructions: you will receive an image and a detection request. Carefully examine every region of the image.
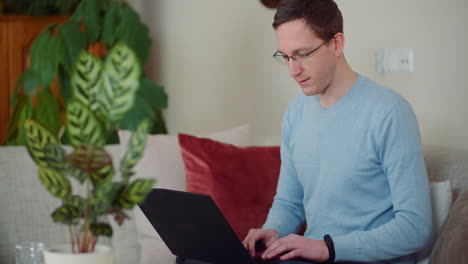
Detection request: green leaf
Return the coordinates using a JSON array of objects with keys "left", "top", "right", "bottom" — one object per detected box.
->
[
  {"left": 30, "top": 31, "right": 61, "bottom": 89},
  {"left": 51, "top": 204, "right": 80, "bottom": 224},
  {"left": 70, "top": 0, "right": 84, "bottom": 23},
  {"left": 119, "top": 95, "right": 154, "bottom": 131},
  {"left": 82, "top": 0, "right": 101, "bottom": 43},
  {"left": 22, "top": 69, "right": 41, "bottom": 95},
  {"left": 102, "top": 1, "right": 120, "bottom": 46},
  {"left": 36, "top": 89, "right": 62, "bottom": 138},
  {"left": 66, "top": 145, "right": 112, "bottom": 174},
  {"left": 116, "top": 5, "right": 152, "bottom": 64},
  {"left": 15, "top": 99, "right": 35, "bottom": 145},
  {"left": 138, "top": 78, "right": 168, "bottom": 109},
  {"left": 43, "top": 143, "right": 67, "bottom": 171},
  {"left": 150, "top": 109, "right": 168, "bottom": 135},
  {"left": 120, "top": 119, "right": 150, "bottom": 178},
  {"left": 5, "top": 94, "right": 30, "bottom": 145},
  {"left": 38, "top": 167, "right": 71, "bottom": 199},
  {"left": 98, "top": 42, "right": 141, "bottom": 122},
  {"left": 71, "top": 51, "right": 102, "bottom": 113},
  {"left": 58, "top": 65, "right": 72, "bottom": 103},
  {"left": 66, "top": 100, "right": 106, "bottom": 148},
  {"left": 11, "top": 70, "right": 28, "bottom": 105},
  {"left": 106, "top": 129, "right": 120, "bottom": 144},
  {"left": 90, "top": 223, "right": 113, "bottom": 237},
  {"left": 117, "top": 179, "right": 155, "bottom": 209},
  {"left": 58, "top": 22, "right": 87, "bottom": 73},
  {"left": 23, "top": 120, "right": 58, "bottom": 167}
]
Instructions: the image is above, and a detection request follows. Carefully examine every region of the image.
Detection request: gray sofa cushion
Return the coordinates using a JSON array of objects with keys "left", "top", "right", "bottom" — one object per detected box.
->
[
  {"left": 424, "top": 145, "right": 468, "bottom": 199},
  {"left": 429, "top": 190, "right": 468, "bottom": 264}
]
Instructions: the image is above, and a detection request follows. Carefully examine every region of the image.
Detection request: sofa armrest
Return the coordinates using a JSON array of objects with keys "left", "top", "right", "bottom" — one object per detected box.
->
[{"left": 429, "top": 189, "right": 468, "bottom": 264}]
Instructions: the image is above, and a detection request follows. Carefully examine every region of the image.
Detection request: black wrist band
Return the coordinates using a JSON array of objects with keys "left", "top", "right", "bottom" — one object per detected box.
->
[{"left": 323, "top": 234, "right": 335, "bottom": 262}]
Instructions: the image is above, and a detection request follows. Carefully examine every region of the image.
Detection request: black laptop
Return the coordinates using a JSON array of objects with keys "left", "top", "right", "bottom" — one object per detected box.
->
[{"left": 138, "top": 188, "right": 283, "bottom": 264}]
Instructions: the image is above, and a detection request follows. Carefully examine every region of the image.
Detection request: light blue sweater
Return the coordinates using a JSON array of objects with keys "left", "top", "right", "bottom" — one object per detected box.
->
[{"left": 263, "top": 74, "right": 432, "bottom": 263}]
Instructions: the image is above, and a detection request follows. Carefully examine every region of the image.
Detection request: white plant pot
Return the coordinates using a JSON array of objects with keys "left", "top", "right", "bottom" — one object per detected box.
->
[{"left": 43, "top": 245, "right": 113, "bottom": 264}]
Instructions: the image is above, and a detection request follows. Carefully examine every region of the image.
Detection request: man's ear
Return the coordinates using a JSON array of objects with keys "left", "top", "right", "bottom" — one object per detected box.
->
[{"left": 332, "top": 33, "right": 345, "bottom": 57}]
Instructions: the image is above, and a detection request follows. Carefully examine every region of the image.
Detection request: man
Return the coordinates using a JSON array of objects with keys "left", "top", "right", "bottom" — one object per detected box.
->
[{"left": 242, "top": 0, "right": 432, "bottom": 263}]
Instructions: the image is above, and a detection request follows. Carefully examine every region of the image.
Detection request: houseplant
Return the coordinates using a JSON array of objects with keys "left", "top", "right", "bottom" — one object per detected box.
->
[
  {"left": 13, "top": 0, "right": 164, "bottom": 263},
  {"left": 23, "top": 42, "right": 154, "bottom": 263},
  {"left": 5, "top": 0, "right": 168, "bottom": 146}
]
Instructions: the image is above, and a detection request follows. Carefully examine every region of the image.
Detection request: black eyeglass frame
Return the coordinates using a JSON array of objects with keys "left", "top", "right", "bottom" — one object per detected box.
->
[{"left": 273, "top": 36, "right": 334, "bottom": 64}]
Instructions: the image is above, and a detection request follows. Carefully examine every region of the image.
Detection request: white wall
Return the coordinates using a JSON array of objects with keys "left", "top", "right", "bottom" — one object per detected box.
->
[{"left": 131, "top": 0, "right": 468, "bottom": 150}]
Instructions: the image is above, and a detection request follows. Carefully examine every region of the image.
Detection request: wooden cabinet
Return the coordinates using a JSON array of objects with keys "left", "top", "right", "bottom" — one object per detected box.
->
[{"left": 0, "top": 15, "right": 66, "bottom": 144}]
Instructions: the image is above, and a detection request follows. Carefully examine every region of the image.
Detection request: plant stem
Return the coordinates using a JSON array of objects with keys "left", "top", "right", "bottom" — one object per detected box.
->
[
  {"left": 74, "top": 225, "right": 81, "bottom": 251},
  {"left": 68, "top": 224, "right": 76, "bottom": 253},
  {"left": 91, "top": 235, "right": 98, "bottom": 252},
  {"left": 82, "top": 179, "right": 91, "bottom": 252},
  {"left": 82, "top": 203, "right": 90, "bottom": 252}
]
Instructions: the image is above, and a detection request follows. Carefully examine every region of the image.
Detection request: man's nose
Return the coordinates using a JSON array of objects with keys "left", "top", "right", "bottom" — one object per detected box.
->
[{"left": 288, "top": 59, "right": 302, "bottom": 77}]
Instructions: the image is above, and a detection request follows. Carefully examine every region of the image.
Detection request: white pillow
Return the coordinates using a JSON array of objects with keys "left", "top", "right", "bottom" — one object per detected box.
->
[
  {"left": 118, "top": 124, "right": 251, "bottom": 264},
  {"left": 416, "top": 180, "right": 453, "bottom": 264}
]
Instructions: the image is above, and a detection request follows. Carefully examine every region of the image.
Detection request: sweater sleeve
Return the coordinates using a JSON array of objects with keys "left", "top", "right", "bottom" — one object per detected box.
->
[
  {"left": 262, "top": 106, "right": 305, "bottom": 237},
  {"left": 334, "top": 101, "right": 432, "bottom": 262}
]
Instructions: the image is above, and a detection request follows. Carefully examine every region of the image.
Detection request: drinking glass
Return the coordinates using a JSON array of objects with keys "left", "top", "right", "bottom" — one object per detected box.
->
[{"left": 15, "top": 242, "right": 46, "bottom": 264}]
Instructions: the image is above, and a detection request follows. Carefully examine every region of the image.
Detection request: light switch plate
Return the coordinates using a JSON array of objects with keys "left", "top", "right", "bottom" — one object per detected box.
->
[{"left": 375, "top": 48, "right": 414, "bottom": 74}]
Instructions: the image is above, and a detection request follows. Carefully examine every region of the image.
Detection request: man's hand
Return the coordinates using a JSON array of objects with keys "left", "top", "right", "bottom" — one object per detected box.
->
[
  {"left": 242, "top": 228, "right": 279, "bottom": 257},
  {"left": 261, "top": 234, "right": 329, "bottom": 262}
]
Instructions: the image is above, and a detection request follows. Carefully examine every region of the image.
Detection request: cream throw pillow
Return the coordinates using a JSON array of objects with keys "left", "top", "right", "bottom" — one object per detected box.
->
[
  {"left": 118, "top": 125, "right": 251, "bottom": 264},
  {"left": 416, "top": 180, "right": 453, "bottom": 264}
]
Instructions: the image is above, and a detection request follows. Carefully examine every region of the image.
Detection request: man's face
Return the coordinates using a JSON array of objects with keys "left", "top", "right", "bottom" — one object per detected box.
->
[{"left": 275, "top": 19, "right": 336, "bottom": 96}]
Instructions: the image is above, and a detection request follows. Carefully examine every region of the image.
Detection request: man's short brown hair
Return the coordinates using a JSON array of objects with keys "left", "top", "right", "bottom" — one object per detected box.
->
[{"left": 273, "top": 0, "right": 343, "bottom": 41}]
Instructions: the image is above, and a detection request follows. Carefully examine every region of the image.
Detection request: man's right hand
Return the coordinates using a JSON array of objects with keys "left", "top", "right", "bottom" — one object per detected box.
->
[{"left": 242, "top": 228, "right": 279, "bottom": 257}]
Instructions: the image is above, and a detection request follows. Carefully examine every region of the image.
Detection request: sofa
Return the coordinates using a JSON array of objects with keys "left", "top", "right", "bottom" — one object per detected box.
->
[{"left": 1, "top": 125, "right": 467, "bottom": 264}]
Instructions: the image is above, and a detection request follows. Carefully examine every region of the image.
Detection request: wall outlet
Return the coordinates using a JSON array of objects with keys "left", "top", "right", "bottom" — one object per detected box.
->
[{"left": 375, "top": 48, "right": 414, "bottom": 74}]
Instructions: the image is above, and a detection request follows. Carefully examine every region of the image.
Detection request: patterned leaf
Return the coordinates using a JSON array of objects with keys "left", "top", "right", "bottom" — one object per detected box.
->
[
  {"left": 120, "top": 119, "right": 150, "bottom": 178},
  {"left": 71, "top": 51, "right": 102, "bottom": 113},
  {"left": 98, "top": 42, "right": 141, "bottom": 122},
  {"left": 66, "top": 100, "right": 106, "bottom": 148},
  {"left": 66, "top": 165, "right": 87, "bottom": 183},
  {"left": 90, "top": 165, "right": 115, "bottom": 185},
  {"left": 38, "top": 167, "right": 71, "bottom": 199},
  {"left": 90, "top": 181, "right": 123, "bottom": 215},
  {"left": 90, "top": 223, "right": 113, "bottom": 237},
  {"left": 117, "top": 179, "right": 155, "bottom": 209},
  {"left": 63, "top": 195, "right": 86, "bottom": 212},
  {"left": 67, "top": 145, "right": 112, "bottom": 174},
  {"left": 23, "top": 120, "right": 58, "bottom": 167},
  {"left": 51, "top": 204, "right": 80, "bottom": 224},
  {"left": 43, "top": 143, "right": 67, "bottom": 171}
]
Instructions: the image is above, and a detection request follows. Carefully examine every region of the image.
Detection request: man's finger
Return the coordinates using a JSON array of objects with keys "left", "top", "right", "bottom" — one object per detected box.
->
[
  {"left": 248, "top": 238, "right": 256, "bottom": 257},
  {"left": 280, "top": 249, "right": 298, "bottom": 260},
  {"left": 263, "top": 240, "right": 290, "bottom": 259}
]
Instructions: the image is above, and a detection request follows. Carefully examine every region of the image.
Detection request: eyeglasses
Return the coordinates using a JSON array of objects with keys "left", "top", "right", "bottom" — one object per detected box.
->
[{"left": 273, "top": 37, "right": 334, "bottom": 65}]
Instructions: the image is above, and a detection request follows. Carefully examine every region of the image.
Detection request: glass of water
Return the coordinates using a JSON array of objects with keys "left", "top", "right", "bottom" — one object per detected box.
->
[{"left": 15, "top": 242, "right": 46, "bottom": 264}]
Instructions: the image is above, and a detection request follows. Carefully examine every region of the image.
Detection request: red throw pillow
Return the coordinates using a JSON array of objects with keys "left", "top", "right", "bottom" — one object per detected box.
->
[{"left": 178, "top": 133, "right": 280, "bottom": 240}]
